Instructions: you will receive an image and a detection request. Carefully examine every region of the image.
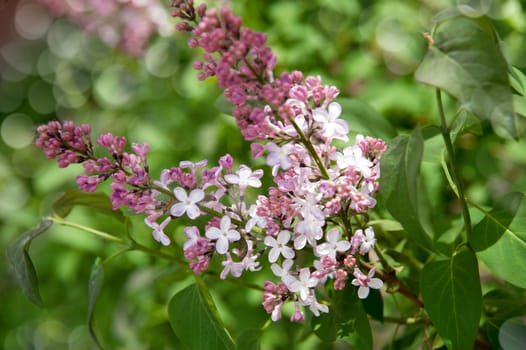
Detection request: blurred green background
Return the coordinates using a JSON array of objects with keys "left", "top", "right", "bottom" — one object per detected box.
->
[{"left": 1, "top": 0, "right": 526, "bottom": 349}]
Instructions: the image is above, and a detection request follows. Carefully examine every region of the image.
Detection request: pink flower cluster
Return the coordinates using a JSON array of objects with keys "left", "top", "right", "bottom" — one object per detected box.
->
[
  {"left": 35, "top": 1, "right": 388, "bottom": 323},
  {"left": 37, "top": 0, "right": 173, "bottom": 55},
  {"left": 35, "top": 121, "right": 156, "bottom": 214}
]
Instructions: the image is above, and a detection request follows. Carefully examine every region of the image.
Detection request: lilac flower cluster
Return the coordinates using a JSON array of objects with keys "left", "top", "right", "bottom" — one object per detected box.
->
[
  {"left": 35, "top": 1, "right": 387, "bottom": 323},
  {"left": 35, "top": 120, "right": 156, "bottom": 214},
  {"left": 37, "top": 0, "right": 173, "bottom": 55}
]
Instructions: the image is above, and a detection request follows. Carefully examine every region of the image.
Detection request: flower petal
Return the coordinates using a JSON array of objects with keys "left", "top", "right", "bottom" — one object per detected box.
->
[
  {"left": 186, "top": 204, "right": 201, "bottom": 219},
  {"left": 189, "top": 188, "right": 205, "bottom": 202},
  {"left": 215, "top": 237, "right": 228, "bottom": 254},
  {"left": 369, "top": 278, "right": 383, "bottom": 290},
  {"left": 170, "top": 203, "right": 187, "bottom": 217},
  {"left": 173, "top": 187, "right": 187, "bottom": 201},
  {"left": 358, "top": 286, "right": 370, "bottom": 299},
  {"left": 268, "top": 248, "right": 279, "bottom": 263}
]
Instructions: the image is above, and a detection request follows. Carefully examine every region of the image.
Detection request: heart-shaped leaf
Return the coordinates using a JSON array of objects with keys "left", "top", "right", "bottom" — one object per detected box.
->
[
  {"left": 415, "top": 12, "right": 517, "bottom": 137},
  {"left": 421, "top": 247, "right": 482, "bottom": 350}
]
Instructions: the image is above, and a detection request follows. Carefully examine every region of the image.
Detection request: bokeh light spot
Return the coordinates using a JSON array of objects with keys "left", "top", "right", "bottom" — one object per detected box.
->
[
  {"left": 15, "top": 1, "right": 52, "bottom": 40},
  {"left": 145, "top": 40, "right": 179, "bottom": 78},
  {"left": 1, "top": 113, "right": 34, "bottom": 149},
  {"left": 47, "top": 19, "right": 83, "bottom": 59},
  {"left": 94, "top": 65, "right": 137, "bottom": 108}
]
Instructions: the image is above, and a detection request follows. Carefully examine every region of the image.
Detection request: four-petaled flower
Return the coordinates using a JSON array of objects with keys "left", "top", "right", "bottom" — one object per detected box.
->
[
  {"left": 264, "top": 231, "right": 295, "bottom": 263},
  {"left": 144, "top": 216, "right": 171, "bottom": 246},
  {"left": 312, "top": 102, "right": 349, "bottom": 142},
  {"left": 266, "top": 142, "right": 293, "bottom": 175},
  {"left": 224, "top": 165, "right": 263, "bottom": 192},
  {"left": 206, "top": 216, "right": 241, "bottom": 254},
  {"left": 316, "top": 228, "right": 351, "bottom": 258},
  {"left": 351, "top": 268, "right": 383, "bottom": 299},
  {"left": 283, "top": 268, "right": 319, "bottom": 302},
  {"left": 170, "top": 187, "right": 205, "bottom": 219},
  {"left": 359, "top": 227, "right": 376, "bottom": 254},
  {"left": 334, "top": 145, "right": 373, "bottom": 178}
]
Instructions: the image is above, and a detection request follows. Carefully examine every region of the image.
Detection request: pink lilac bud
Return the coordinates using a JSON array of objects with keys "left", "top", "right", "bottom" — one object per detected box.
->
[
  {"left": 219, "top": 154, "right": 234, "bottom": 173},
  {"left": 344, "top": 255, "right": 356, "bottom": 269},
  {"left": 290, "top": 301, "right": 305, "bottom": 322},
  {"left": 334, "top": 269, "right": 348, "bottom": 291},
  {"left": 190, "top": 257, "right": 210, "bottom": 274},
  {"left": 321, "top": 255, "right": 336, "bottom": 269},
  {"left": 76, "top": 174, "right": 103, "bottom": 192}
]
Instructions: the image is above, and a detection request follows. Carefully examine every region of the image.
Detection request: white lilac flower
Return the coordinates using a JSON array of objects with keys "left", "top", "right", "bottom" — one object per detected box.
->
[
  {"left": 224, "top": 165, "right": 263, "bottom": 192},
  {"left": 240, "top": 240, "right": 261, "bottom": 272},
  {"left": 170, "top": 187, "right": 205, "bottom": 219},
  {"left": 359, "top": 227, "right": 376, "bottom": 254},
  {"left": 270, "top": 259, "right": 294, "bottom": 278},
  {"left": 264, "top": 231, "right": 295, "bottom": 263},
  {"left": 334, "top": 145, "right": 373, "bottom": 178},
  {"left": 266, "top": 142, "right": 293, "bottom": 175},
  {"left": 283, "top": 268, "right": 319, "bottom": 302},
  {"left": 316, "top": 228, "right": 351, "bottom": 258},
  {"left": 205, "top": 216, "right": 240, "bottom": 254},
  {"left": 302, "top": 292, "right": 329, "bottom": 317},
  {"left": 351, "top": 268, "right": 383, "bottom": 299},
  {"left": 245, "top": 204, "right": 267, "bottom": 232},
  {"left": 312, "top": 102, "right": 349, "bottom": 142},
  {"left": 220, "top": 253, "right": 245, "bottom": 279},
  {"left": 144, "top": 216, "right": 171, "bottom": 246},
  {"left": 293, "top": 214, "right": 324, "bottom": 250},
  {"left": 295, "top": 193, "right": 325, "bottom": 221}
]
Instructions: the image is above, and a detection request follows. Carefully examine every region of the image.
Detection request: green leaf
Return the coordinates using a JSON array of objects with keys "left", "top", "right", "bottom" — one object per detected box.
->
[
  {"left": 341, "top": 296, "right": 373, "bottom": 350},
  {"left": 168, "top": 280, "right": 236, "bottom": 350},
  {"left": 379, "top": 128, "right": 434, "bottom": 250},
  {"left": 470, "top": 192, "right": 523, "bottom": 251},
  {"left": 6, "top": 219, "right": 53, "bottom": 307},
  {"left": 236, "top": 329, "right": 262, "bottom": 350},
  {"left": 415, "top": 12, "right": 517, "bottom": 137},
  {"left": 339, "top": 98, "right": 397, "bottom": 140},
  {"left": 360, "top": 288, "right": 383, "bottom": 322},
  {"left": 421, "top": 247, "right": 482, "bottom": 350},
  {"left": 53, "top": 189, "right": 126, "bottom": 222},
  {"left": 368, "top": 219, "right": 403, "bottom": 232},
  {"left": 87, "top": 257, "right": 105, "bottom": 350},
  {"left": 311, "top": 285, "right": 372, "bottom": 349},
  {"left": 471, "top": 193, "right": 526, "bottom": 288}
]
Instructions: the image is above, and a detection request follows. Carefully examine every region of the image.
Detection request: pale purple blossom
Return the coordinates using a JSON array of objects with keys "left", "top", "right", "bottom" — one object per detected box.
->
[
  {"left": 303, "top": 293, "right": 329, "bottom": 317},
  {"left": 334, "top": 145, "right": 373, "bottom": 178},
  {"left": 270, "top": 259, "right": 294, "bottom": 278},
  {"left": 206, "top": 216, "right": 240, "bottom": 254},
  {"left": 264, "top": 231, "right": 295, "bottom": 263},
  {"left": 351, "top": 268, "right": 383, "bottom": 299},
  {"left": 316, "top": 228, "right": 351, "bottom": 258},
  {"left": 312, "top": 102, "right": 349, "bottom": 142},
  {"left": 283, "top": 268, "right": 319, "bottom": 302},
  {"left": 224, "top": 165, "right": 263, "bottom": 192},
  {"left": 266, "top": 142, "right": 293, "bottom": 174},
  {"left": 170, "top": 187, "right": 205, "bottom": 219},
  {"left": 359, "top": 227, "right": 376, "bottom": 254},
  {"left": 144, "top": 216, "right": 171, "bottom": 246},
  {"left": 220, "top": 253, "right": 245, "bottom": 279}
]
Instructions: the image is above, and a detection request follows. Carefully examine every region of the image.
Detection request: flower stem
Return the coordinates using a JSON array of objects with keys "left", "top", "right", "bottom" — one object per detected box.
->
[
  {"left": 289, "top": 117, "right": 330, "bottom": 179},
  {"left": 436, "top": 89, "right": 472, "bottom": 242},
  {"left": 49, "top": 216, "right": 127, "bottom": 245}
]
